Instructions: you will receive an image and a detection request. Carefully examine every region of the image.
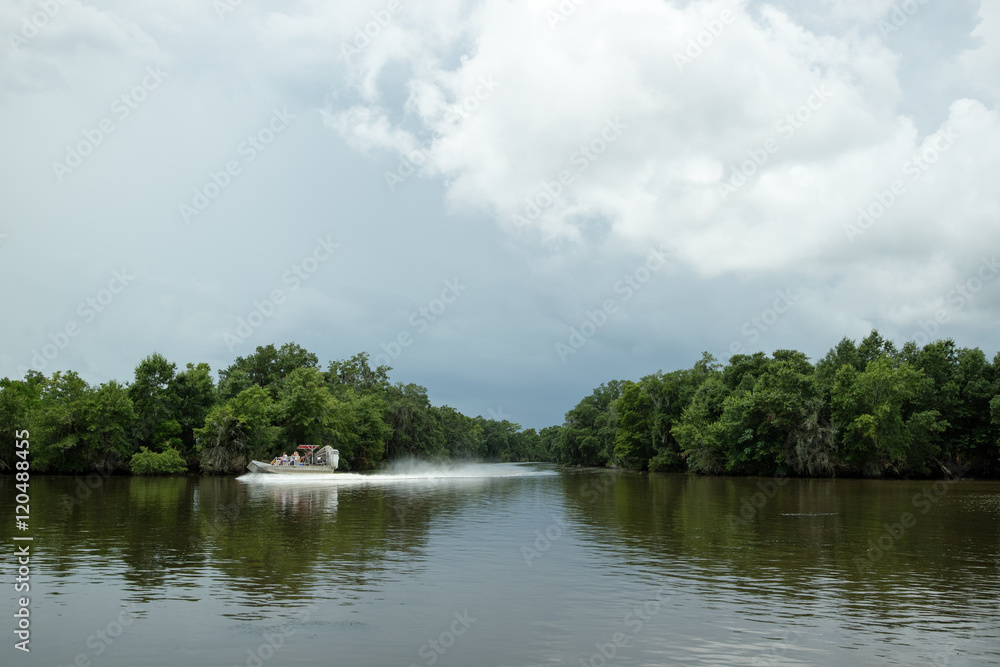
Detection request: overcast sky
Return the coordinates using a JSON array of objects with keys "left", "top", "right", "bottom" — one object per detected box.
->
[{"left": 2, "top": 0, "right": 998, "bottom": 430}]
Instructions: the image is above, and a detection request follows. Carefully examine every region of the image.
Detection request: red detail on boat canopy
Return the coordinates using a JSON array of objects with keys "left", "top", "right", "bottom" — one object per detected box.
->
[{"left": 297, "top": 445, "right": 319, "bottom": 450}]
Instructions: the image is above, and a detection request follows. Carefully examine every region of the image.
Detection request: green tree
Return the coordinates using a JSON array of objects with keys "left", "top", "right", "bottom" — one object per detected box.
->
[
  {"left": 480, "top": 419, "right": 521, "bottom": 461},
  {"left": 275, "top": 367, "right": 348, "bottom": 453},
  {"left": 31, "top": 371, "right": 91, "bottom": 472},
  {"left": 645, "top": 354, "right": 721, "bottom": 471},
  {"left": 832, "top": 357, "right": 940, "bottom": 476},
  {"left": 128, "top": 353, "right": 177, "bottom": 451},
  {"left": 613, "top": 382, "right": 655, "bottom": 470},
  {"left": 0, "top": 374, "right": 44, "bottom": 471},
  {"left": 196, "top": 385, "right": 279, "bottom": 473},
  {"left": 340, "top": 390, "right": 392, "bottom": 469},
  {"left": 857, "top": 329, "right": 898, "bottom": 367},
  {"left": 556, "top": 381, "right": 626, "bottom": 466},
  {"left": 218, "top": 343, "right": 319, "bottom": 399},
  {"left": 672, "top": 376, "right": 729, "bottom": 474},
  {"left": 439, "top": 406, "right": 485, "bottom": 459},
  {"left": 326, "top": 352, "right": 391, "bottom": 396},
  {"left": 169, "top": 362, "right": 216, "bottom": 460},
  {"left": 384, "top": 383, "right": 445, "bottom": 460},
  {"left": 81, "top": 380, "right": 136, "bottom": 471}
]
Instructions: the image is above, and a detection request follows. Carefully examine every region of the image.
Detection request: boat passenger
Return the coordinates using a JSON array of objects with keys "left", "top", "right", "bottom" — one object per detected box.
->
[
  {"left": 280, "top": 453, "right": 289, "bottom": 465},
  {"left": 292, "top": 452, "right": 300, "bottom": 466}
]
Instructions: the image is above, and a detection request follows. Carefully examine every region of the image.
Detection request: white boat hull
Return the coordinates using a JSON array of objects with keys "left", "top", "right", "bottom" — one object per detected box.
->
[
  {"left": 247, "top": 446, "right": 339, "bottom": 474},
  {"left": 247, "top": 461, "right": 338, "bottom": 474}
]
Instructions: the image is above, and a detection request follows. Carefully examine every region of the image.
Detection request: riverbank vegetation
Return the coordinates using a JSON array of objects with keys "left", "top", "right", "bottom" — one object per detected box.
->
[
  {"left": 0, "top": 344, "right": 545, "bottom": 474},
  {"left": 3, "top": 332, "right": 998, "bottom": 478},
  {"left": 552, "top": 332, "right": 1000, "bottom": 478}
]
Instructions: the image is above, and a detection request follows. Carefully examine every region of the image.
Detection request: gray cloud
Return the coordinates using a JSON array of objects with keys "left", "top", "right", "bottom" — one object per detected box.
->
[{"left": 2, "top": 0, "right": 998, "bottom": 429}]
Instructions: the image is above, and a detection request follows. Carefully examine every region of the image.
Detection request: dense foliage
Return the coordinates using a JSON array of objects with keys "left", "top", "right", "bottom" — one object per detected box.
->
[
  {"left": 0, "top": 344, "right": 545, "bottom": 474},
  {"left": 5, "top": 333, "right": 998, "bottom": 478},
  {"left": 550, "top": 332, "right": 1000, "bottom": 478}
]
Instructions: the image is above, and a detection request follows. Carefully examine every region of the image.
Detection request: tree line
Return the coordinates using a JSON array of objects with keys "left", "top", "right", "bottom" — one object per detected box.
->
[
  {"left": 5, "top": 333, "right": 998, "bottom": 478},
  {"left": 0, "top": 343, "right": 547, "bottom": 474},
  {"left": 550, "top": 331, "right": 1000, "bottom": 478}
]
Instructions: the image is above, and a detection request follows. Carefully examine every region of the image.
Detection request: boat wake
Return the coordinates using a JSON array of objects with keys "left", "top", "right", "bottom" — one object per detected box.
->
[{"left": 237, "top": 461, "right": 556, "bottom": 486}]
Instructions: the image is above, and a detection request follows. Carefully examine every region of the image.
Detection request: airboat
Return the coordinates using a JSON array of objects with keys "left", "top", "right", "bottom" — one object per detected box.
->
[{"left": 247, "top": 445, "right": 339, "bottom": 474}]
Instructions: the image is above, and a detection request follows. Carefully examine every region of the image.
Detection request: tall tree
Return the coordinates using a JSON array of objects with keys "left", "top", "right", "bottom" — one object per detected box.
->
[
  {"left": 169, "top": 362, "right": 217, "bottom": 461},
  {"left": 82, "top": 380, "right": 136, "bottom": 471},
  {"left": 384, "top": 383, "right": 445, "bottom": 460},
  {"left": 0, "top": 374, "right": 44, "bottom": 471},
  {"left": 326, "top": 352, "right": 391, "bottom": 395},
  {"left": 613, "top": 381, "right": 655, "bottom": 470},
  {"left": 832, "top": 357, "right": 944, "bottom": 476},
  {"left": 275, "top": 367, "right": 347, "bottom": 452},
  {"left": 31, "top": 371, "right": 91, "bottom": 472},
  {"left": 672, "top": 376, "right": 730, "bottom": 474},
  {"left": 128, "top": 353, "right": 177, "bottom": 451},
  {"left": 218, "top": 343, "right": 319, "bottom": 399},
  {"left": 196, "top": 385, "right": 279, "bottom": 473}
]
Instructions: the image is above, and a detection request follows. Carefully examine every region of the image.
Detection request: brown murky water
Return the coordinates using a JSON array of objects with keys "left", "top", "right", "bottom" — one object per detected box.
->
[{"left": 2, "top": 463, "right": 998, "bottom": 665}]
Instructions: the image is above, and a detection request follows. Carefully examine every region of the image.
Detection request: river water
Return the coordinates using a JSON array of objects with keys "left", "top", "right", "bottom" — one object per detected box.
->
[{"left": 2, "top": 463, "right": 998, "bottom": 666}]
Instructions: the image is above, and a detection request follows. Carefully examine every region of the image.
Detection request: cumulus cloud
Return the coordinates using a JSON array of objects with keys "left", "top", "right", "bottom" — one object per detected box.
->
[
  {"left": 960, "top": 0, "right": 1000, "bottom": 102},
  {"left": 1, "top": 0, "right": 997, "bottom": 426},
  {"left": 315, "top": 0, "right": 998, "bottom": 285}
]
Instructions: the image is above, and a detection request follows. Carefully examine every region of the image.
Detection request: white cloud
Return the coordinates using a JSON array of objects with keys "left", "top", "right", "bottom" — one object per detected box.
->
[
  {"left": 317, "top": 1, "right": 997, "bottom": 280},
  {"left": 1, "top": 0, "right": 997, "bottom": 425},
  {"left": 814, "top": 0, "right": 899, "bottom": 22},
  {"left": 960, "top": 0, "right": 1000, "bottom": 102}
]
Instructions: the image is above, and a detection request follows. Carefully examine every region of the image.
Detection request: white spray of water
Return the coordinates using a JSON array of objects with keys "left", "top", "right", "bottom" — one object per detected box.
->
[{"left": 237, "top": 461, "right": 555, "bottom": 486}]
